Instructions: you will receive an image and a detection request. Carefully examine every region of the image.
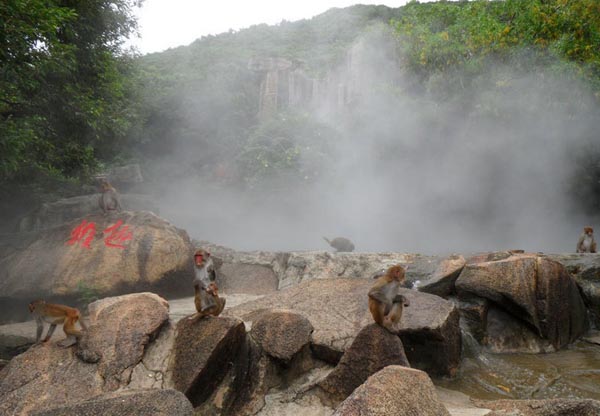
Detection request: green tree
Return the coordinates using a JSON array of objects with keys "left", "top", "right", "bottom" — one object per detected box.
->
[{"left": 0, "top": 0, "right": 142, "bottom": 193}]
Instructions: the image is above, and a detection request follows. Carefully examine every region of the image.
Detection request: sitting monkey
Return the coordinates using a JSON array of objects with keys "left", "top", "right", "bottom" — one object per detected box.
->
[
  {"left": 577, "top": 226, "right": 597, "bottom": 253},
  {"left": 368, "top": 264, "right": 410, "bottom": 334}
]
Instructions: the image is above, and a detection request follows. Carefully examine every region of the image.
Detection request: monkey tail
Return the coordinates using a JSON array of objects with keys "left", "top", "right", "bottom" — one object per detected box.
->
[{"left": 323, "top": 236, "right": 331, "bottom": 245}]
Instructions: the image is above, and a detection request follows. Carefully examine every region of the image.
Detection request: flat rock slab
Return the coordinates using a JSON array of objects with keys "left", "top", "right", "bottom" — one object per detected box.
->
[
  {"left": 224, "top": 278, "right": 460, "bottom": 376},
  {"left": 31, "top": 389, "right": 193, "bottom": 416}
]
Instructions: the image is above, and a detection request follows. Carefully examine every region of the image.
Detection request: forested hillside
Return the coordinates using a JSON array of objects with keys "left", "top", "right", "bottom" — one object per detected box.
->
[{"left": 2, "top": 0, "right": 600, "bottom": 250}]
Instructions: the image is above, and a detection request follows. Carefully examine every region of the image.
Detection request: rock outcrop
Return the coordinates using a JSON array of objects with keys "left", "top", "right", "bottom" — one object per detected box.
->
[
  {"left": 332, "top": 366, "right": 451, "bottom": 416},
  {"left": 224, "top": 278, "right": 461, "bottom": 377},
  {"left": 318, "top": 324, "right": 410, "bottom": 405},
  {"left": 0, "top": 211, "right": 193, "bottom": 307},
  {"left": 0, "top": 293, "right": 170, "bottom": 415},
  {"left": 31, "top": 389, "right": 193, "bottom": 416},
  {"left": 17, "top": 193, "right": 159, "bottom": 232},
  {"left": 456, "top": 253, "right": 587, "bottom": 349}
]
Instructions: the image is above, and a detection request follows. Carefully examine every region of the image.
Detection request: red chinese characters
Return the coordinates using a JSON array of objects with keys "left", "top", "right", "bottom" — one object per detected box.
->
[
  {"left": 102, "top": 219, "right": 133, "bottom": 249},
  {"left": 66, "top": 220, "right": 96, "bottom": 249},
  {"left": 67, "top": 219, "right": 133, "bottom": 249}
]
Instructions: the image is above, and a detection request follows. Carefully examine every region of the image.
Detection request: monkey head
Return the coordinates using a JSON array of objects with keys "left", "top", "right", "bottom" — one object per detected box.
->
[
  {"left": 584, "top": 226, "right": 594, "bottom": 236},
  {"left": 207, "top": 282, "right": 219, "bottom": 295},
  {"left": 386, "top": 265, "right": 406, "bottom": 282},
  {"left": 28, "top": 299, "right": 44, "bottom": 313},
  {"left": 194, "top": 249, "right": 210, "bottom": 267}
]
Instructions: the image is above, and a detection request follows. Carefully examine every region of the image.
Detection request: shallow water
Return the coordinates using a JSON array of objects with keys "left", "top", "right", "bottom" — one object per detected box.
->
[{"left": 435, "top": 340, "right": 600, "bottom": 401}]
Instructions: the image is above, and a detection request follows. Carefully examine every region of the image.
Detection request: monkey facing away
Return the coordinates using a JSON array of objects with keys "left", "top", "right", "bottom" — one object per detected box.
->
[
  {"left": 29, "top": 300, "right": 87, "bottom": 347},
  {"left": 98, "top": 179, "right": 122, "bottom": 215},
  {"left": 323, "top": 236, "right": 355, "bottom": 252},
  {"left": 368, "top": 264, "right": 410, "bottom": 334},
  {"left": 577, "top": 226, "right": 597, "bottom": 253}
]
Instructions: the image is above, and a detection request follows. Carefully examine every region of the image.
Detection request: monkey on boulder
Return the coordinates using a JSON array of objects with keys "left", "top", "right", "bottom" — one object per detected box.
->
[
  {"left": 368, "top": 264, "right": 410, "bottom": 334},
  {"left": 577, "top": 226, "right": 597, "bottom": 253},
  {"left": 29, "top": 300, "right": 87, "bottom": 347}
]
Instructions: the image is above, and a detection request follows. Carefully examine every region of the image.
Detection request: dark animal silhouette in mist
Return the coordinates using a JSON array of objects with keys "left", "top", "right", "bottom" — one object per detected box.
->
[{"left": 323, "top": 236, "right": 355, "bottom": 252}]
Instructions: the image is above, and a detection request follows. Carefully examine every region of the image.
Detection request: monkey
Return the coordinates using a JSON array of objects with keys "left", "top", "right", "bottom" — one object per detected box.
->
[
  {"left": 98, "top": 179, "right": 122, "bottom": 215},
  {"left": 323, "top": 236, "right": 355, "bottom": 252},
  {"left": 191, "top": 281, "right": 226, "bottom": 320},
  {"left": 28, "top": 300, "right": 87, "bottom": 347},
  {"left": 192, "top": 248, "right": 218, "bottom": 313},
  {"left": 368, "top": 264, "right": 410, "bottom": 334},
  {"left": 577, "top": 226, "right": 597, "bottom": 253}
]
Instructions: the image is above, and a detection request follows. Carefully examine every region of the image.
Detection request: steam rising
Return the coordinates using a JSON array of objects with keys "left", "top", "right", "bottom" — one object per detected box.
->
[{"left": 152, "top": 25, "right": 599, "bottom": 254}]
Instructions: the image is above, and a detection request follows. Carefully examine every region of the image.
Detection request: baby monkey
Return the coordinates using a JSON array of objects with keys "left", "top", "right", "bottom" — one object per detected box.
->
[
  {"left": 368, "top": 264, "right": 410, "bottom": 334},
  {"left": 29, "top": 300, "right": 87, "bottom": 347}
]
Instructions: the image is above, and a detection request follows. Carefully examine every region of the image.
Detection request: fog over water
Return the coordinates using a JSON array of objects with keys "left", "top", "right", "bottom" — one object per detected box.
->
[{"left": 152, "top": 28, "right": 599, "bottom": 254}]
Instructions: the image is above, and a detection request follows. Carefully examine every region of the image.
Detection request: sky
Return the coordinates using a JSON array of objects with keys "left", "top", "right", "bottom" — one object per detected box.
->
[{"left": 131, "top": 0, "right": 416, "bottom": 54}]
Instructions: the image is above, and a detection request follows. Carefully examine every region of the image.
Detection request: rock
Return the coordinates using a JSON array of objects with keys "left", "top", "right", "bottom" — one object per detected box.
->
[
  {"left": 0, "top": 321, "right": 36, "bottom": 360},
  {"left": 0, "top": 342, "right": 104, "bottom": 415},
  {"left": 218, "top": 263, "right": 279, "bottom": 294},
  {"left": 485, "top": 306, "right": 555, "bottom": 354},
  {"left": 31, "top": 389, "right": 193, "bottom": 416},
  {"left": 418, "top": 254, "right": 466, "bottom": 298},
  {"left": 436, "top": 387, "right": 492, "bottom": 416},
  {"left": 547, "top": 253, "right": 600, "bottom": 328},
  {"left": 476, "top": 398, "right": 600, "bottom": 416},
  {"left": 458, "top": 295, "right": 489, "bottom": 344},
  {"left": 79, "top": 293, "right": 170, "bottom": 390},
  {"left": 168, "top": 315, "right": 246, "bottom": 407},
  {"left": 250, "top": 309, "right": 313, "bottom": 362},
  {"left": 0, "top": 292, "right": 170, "bottom": 415},
  {"left": 318, "top": 324, "right": 410, "bottom": 405},
  {"left": 17, "top": 194, "right": 159, "bottom": 232},
  {"left": 456, "top": 254, "right": 587, "bottom": 349},
  {"left": 224, "top": 278, "right": 461, "bottom": 377},
  {"left": 332, "top": 366, "right": 451, "bottom": 416},
  {"left": 108, "top": 163, "right": 144, "bottom": 185},
  {"left": 0, "top": 211, "right": 194, "bottom": 305}
]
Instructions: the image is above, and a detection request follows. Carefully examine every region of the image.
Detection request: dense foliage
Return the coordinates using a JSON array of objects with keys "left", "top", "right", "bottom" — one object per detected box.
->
[
  {"left": 0, "top": 0, "right": 141, "bottom": 200},
  {"left": 2, "top": 0, "right": 600, "bottom": 219}
]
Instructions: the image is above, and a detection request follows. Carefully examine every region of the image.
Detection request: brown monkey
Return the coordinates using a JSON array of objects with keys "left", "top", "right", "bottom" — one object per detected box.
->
[
  {"left": 368, "top": 264, "right": 410, "bottom": 334},
  {"left": 192, "top": 281, "right": 226, "bottom": 320},
  {"left": 29, "top": 300, "right": 87, "bottom": 347},
  {"left": 323, "top": 236, "right": 355, "bottom": 252},
  {"left": 98, "top": 179, "right": 122, "bottom": 215},
  {"left": 577, "top": 226, "right": 597, "bottom": 253}
]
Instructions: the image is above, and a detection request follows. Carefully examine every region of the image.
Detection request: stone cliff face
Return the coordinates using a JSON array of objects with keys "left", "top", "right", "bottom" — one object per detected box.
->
[{"left": 248, "top": 54, "right": 356, "bottom": 119}]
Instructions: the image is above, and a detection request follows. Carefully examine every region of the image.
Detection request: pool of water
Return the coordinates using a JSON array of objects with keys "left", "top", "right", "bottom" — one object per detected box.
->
[{"left": 435, "top": 339, "right": 600, "bottom": 401}]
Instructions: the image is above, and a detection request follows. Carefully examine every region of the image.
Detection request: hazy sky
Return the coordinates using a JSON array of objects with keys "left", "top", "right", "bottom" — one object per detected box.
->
[{"left": 132, "top": 0, "right": 416, "bottom": 54}]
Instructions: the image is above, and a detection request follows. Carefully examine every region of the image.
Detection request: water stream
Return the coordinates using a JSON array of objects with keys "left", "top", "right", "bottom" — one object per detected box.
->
[{"left": 435, "top": 334, "right": 600, "bottom": 401}]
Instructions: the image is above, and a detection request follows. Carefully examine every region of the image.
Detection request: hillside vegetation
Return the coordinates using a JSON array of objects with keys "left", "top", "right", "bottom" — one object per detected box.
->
[{"left": 2, "top": 0, "right": 600, "bottom": 220}]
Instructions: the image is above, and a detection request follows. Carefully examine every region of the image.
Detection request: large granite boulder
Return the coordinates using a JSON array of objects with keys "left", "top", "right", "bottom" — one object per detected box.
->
[
  {"left": 250, "top": 309, "right": 313, "bottom": 362},
  {"left": 0, "top": 293, "right": 170, "bottom": 415},
  {"left": 417, "top": 254, "right": 466, "bottom": 297},
  {"left": 333, "top": 366, "right": 451, "bottom": 416},
  {"left": 456, "top": 253, "right": 587, "bottom": 349},
  {"left": 547, "top": 253, "right": 600, "bottom": 328},
  {"left": 31, "top": 389, "right": 193, "bottom": 416},
  {"left": 17, "top": 193, "right": 159, "bottom": 232},
  {"left": 79, "top": 293, "right": 170, "bottom": 390},
  {"left": 0, "top": 211, "right": 193, "bottom": 307},
  {"left": 224, "top": 278, "right": 460, "bottom": 377},
  {"left": 168, "top": 316, "right": 246, "bottom": 407},
  {"left": 318, "top": 324, "right": 410, "bottom": 405}
]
